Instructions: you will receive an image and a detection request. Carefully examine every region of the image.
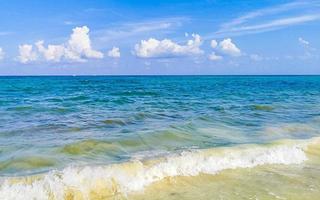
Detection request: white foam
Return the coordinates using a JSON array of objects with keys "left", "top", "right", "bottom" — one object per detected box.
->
[{"left": 0, "top": 139, "right": 313, "bottom": 200}]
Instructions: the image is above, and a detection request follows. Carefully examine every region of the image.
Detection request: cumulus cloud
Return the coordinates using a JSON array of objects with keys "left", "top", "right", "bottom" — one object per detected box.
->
[
  {"left": 0, "top": 48, "right": 4, "bottom": 60},
  {"left": 208, "top": 38, "right": 242, "bottom": 61},
  {"left": 219, "top": 38, "right": 241, "bottom": 56},
  {"left": 18, "top": 45, "right": 38, "bottom": 63},
  {"left": 66, "top": 26, "right": 103, "bottom": 60},
  {"left": 134, "top": 34, "right": 203, "bottom": 58},
  {"left": 18, "top": 26, "right": 103, "bottom": 63},
  {"left": 35, "top": 41, "right": 65, "bottom": 62},
  {"left": 208, "top": 52, "right": 223, "bottom": 61},
  {"left": 107, "top": 47, "right": 121, "bottom": 58},
  {"left": 210, "top": 40, "right": 218, "bottom": 48}
]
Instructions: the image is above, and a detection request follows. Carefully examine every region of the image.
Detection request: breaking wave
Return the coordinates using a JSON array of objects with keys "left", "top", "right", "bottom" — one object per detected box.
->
[{"left": 0, "top": 137, "right": 319, "bottom": 200}]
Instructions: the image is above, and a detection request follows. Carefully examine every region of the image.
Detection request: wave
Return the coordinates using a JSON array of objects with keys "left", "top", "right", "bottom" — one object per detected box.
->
[
  {"left": 0, "top": 137, "right": 319, "bottom": 199},
  {"left": 0, "top": 156, "right": 56, "bottom": 173}
]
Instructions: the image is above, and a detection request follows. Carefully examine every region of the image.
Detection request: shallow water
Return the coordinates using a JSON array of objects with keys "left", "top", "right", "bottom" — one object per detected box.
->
[{"left": 0, "top": 76, "right": 320, "bottom": 199}]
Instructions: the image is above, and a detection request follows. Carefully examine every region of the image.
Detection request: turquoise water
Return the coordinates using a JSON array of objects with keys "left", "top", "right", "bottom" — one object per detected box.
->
[
  {"left": 1, "top": 76, "right": 320, "bottom": 199},
  {"left": 1, "top": 76, "right": 320, "bottom": 177}
]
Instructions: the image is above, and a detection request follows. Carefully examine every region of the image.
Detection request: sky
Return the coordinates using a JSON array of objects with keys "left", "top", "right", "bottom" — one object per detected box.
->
[{"left": 0, "top": 0, "right": 319, "bottom": 75}]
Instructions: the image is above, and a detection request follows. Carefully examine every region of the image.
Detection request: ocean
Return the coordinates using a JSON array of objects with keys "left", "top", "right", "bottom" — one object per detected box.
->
[{"left": 0, "top": 75, "right": 319, "bottom": 199}]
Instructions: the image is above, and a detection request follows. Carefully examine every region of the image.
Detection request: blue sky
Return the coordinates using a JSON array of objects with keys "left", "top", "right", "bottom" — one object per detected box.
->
[{"left": 0, "top": 0, "right": 319, "bottom": 75}]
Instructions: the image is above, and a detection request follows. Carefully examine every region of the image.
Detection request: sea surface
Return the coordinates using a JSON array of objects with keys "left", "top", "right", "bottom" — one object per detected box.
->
[{"left": 0, "top": 76, "right": 320, "bottom": 199}]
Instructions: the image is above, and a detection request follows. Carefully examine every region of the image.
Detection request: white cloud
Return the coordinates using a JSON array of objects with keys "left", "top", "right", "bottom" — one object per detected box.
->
[
  {"left": 134, "top": 34, "right": 203, "bottom": 58},
  {"left": 298, "top": 37, "right": 309, "bottom": 46},
  {"left": 66, "top": 26, "right": 103, "bottom": 60},
  {"left": 219, "top": 38, "right": 241, "bottom": 56},
  {"left": 0, "top": 48, "right": 4, "bottom": 60},
  {"left": 209, "top": 39, "right": 222, "bottom": 61},
  {"left": 208, "top": 52, "right": 223, "bottom": 61},
  {"left": 18, "top": 44, "right": 38, "bottom": 63},
  {"left": 208, "top": 38, "right": 241, "bottom": 61},
  {"left": 18, "top": 26, "right": 103, "bottom": 63},
  {"left": 35, "top": 41, "right": 65, "bottom": 62},
  {"left": 210, "top": 40, "right": 218, "bottom": 48},
  {"left": 107, "top": 47, "right": 121, "bottom": 58}
]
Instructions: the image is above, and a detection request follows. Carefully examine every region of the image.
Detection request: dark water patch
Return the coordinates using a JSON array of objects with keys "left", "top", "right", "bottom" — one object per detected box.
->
[
  {"left": 117, "top": 138, "right": 146, "bottom": 148},
  {"left": 0, "top": 156, "right": 56, "bottom": 172},
  {"left": 0, "top": 130, "right": 22, "bottom": 137},
  {"left": 251, "top": 105, "right": 274, "bottom": 111},
  {"left": 120, "top": 129, "right": 131, "bottom": 134},
  {"left": 209, "top": 106, "right": 225, "bottom": 112},
  {"left": 142, "top": 129, "right": 196, "bottom": 148},
  {"left": 112, "top": 98, "right": 135, "bottom": 105},
  {"left": 156, "top": 113, "right": 182, "bottom": 119},
  {"left": 93, "top": 98, "right": 110, "bottom": 103},
  {"left": 101, "top": 130, "right": 199, "bottom": 152},
  {"left": 45, "top": 98, "right": 64, "bottom": 103},
  {"left": 102, "top": 119, "right": 127, "bottom": 127},
  {"left": 59, "top": 139, "right": 124, "bottom": 156},
  {"left": 132, "top": 112, "right": 153, "bottom": 121},
  {"left": 7, "top": 106, "right": 33, "bottom": 112},
  {"left": 197, "top": 115, "right": 213, "bottom": 122},
  {"left": 68, "top": 127, "right": 82, "bottom": 132},
  {"left": 48, "top": 107, "right": 72, "bottom": 114}
]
